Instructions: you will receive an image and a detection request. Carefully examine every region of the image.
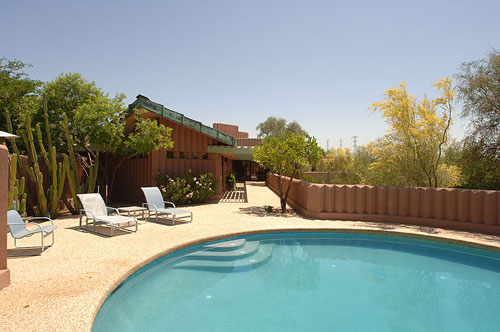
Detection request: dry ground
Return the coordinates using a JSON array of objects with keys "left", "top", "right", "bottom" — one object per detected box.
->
[{"left": 1, "top": 182, "right": 500, "bottom": 332}]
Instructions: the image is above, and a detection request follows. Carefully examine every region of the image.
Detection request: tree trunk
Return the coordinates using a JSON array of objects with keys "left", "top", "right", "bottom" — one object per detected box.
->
[
  {"left": 280, "top": 170, "right": 297, "bottom": 213},
  {"left": 63, "top": 197, "right": 77, "bottom": 215},
  {"left": 280, "top": 197, "right": 287, "bottom": 213}
]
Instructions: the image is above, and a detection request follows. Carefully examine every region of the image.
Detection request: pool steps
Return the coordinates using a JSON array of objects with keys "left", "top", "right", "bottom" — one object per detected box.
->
[
  {"left": 184, "top": 240, "right": 261, "bottom": 261},
  {"left": 202, "top": 238, "right": 247, "bottom": 252},
  {"left": 173, "top": 239, "right": 274, "bottom": 272}
]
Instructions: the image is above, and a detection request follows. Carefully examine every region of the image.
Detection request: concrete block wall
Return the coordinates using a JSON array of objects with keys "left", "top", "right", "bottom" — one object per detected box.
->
[{"left": 267, "top": 174, "right": 500, "bottom": 235}]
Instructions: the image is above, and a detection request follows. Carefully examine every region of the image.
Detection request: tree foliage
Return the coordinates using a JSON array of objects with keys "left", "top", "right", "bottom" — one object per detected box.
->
[
  {"left": 309, "top": 146, "right": 375, "bottom": 185},
  {"left": 42, "top": 73, "right": 120, "bottom": 152},
  {"left": 41, "top": 73, "right": 174, "bottom": 195},
  {"left": 256, "top": 116, "right": 307, "bottom": 138},
  {"left": 254, "top": 132, "right": 322, "bottom": 212},
  {"left": 456, "top": 50, "right": 500, "bottom": 189},
  {"left": 365, "top": 78, "right": 459, "bottom": 187},
  {"left": 457, "top": 50, "right": 500, "bottom": 159},
  {"left": 0, "top": 58, "right": 40, "bottom": 137}
]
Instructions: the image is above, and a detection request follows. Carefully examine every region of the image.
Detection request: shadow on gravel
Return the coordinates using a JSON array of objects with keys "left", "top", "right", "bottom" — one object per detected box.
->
[{"left": 238, "top": 206, "right": 298, "bottom": 218}]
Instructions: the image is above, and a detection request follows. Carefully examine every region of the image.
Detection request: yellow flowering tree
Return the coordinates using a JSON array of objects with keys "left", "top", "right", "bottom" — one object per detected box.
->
[{"left": 366, "top": 77, "right": 460, "bottom": 187}]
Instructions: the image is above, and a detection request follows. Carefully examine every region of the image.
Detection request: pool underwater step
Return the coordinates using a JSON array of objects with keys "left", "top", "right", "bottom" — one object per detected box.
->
[
  {"left": 173, "top": 243, "right": 275, "bottom": 272},
  {"left": 203, "top": 238, "right": 247, "bottom": 252},
  {"left": 184, "top": 240, "right": 260, "bottom": 261}
]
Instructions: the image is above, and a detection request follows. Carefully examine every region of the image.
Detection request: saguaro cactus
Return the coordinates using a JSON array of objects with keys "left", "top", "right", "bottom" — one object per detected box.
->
[
  {"left": 15, "top": 97, "right": 68, "bottom": 217},
  {"left": 21, "top": 111, "right": 49, "bottom": 217},
  {"left": 35, "top": 101, "right": 68, "bottom": 218},
  {"left": 7, "top": 153, "right": 27, "bottom": 215}
]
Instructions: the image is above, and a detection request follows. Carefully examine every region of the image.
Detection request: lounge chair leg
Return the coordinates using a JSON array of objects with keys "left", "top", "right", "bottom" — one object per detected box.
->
[{"left": 41, "top": 232, "right": 44, "bottom": 252}]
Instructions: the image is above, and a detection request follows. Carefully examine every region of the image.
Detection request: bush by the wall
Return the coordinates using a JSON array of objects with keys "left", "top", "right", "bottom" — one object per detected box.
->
[
  {"left": 226, "top": 173, "right": 236, "bottom": 191},
  {"left": 155, "top": 171, "right": 218, "bottom": 205}
]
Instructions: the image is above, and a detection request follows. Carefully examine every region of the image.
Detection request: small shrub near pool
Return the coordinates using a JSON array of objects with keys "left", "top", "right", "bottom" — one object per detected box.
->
[{"left": 155, "top": 171, "right": 218, "bottom": 205}]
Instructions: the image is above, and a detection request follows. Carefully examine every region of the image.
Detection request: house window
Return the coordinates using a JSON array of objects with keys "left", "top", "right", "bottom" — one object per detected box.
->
[
  {"left": 191, "top": 152, "right": 198, "bottom": 159},
  {"left": 179, "top": 152, "right": 185, "bottom": 159},
  {"left": 202, "top": 153, "right": 209, "bottom": 160},
  {"left": 167, "top": 151, "right": 174, "bottom": 158}
]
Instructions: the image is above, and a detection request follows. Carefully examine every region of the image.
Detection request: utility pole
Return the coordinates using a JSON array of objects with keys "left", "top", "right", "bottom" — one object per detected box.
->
[
  {"left": 326, "top": 139, "right": 329, "bottom": 152},
  {"left": 339, "top": 139, "right": 343, "bottom": 149},
  {"left": 352, "top": 136, "right": 358, "bottom": 151}
]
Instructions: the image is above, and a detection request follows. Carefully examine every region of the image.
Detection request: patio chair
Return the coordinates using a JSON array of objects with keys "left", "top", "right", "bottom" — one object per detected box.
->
[
  {"left": 141, "top": 187, "right": 193, "bottom": 224},
  {"left": 77, "top": 193, "right": 138, "bottom": 236},
  {"left": 7, "top": 210, "right": 56, "bottom": 256}
]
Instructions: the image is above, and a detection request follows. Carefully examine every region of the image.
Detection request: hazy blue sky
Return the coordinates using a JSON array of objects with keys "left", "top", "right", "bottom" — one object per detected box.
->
[{"left": 3, "top": 0, "right": 500, "bottom": 149}]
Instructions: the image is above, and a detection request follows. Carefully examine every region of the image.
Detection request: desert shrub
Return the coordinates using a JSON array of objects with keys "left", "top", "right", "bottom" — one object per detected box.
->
[
  {"left": 226, "top": 173, "right": 236, "bottom": 191},
  {"left": 155, "top": 171, "right": 218, "bottom": 205}
]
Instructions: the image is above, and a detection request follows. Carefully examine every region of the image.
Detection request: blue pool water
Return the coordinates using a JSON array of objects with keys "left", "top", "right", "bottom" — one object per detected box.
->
[{"left": 92, "top": 233, "right": 500, "bottom": 332}]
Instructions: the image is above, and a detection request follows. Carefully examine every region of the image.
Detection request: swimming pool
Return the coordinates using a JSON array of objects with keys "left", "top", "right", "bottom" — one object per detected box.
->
[{"left": 92, "top": 232, "right": 500, "bottom": 331}]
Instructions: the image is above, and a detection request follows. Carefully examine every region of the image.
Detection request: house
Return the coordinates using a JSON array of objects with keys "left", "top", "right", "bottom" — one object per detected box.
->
[
  {"left": 212, "top": 123, "right": 265, "bottom": 181},
  {"left": 112, "top": 95, "right": 238, "bottom": 202}
]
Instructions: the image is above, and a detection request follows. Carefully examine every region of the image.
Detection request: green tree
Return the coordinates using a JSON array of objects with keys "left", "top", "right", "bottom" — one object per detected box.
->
[
  {"left": 43, "top": 73, "right": 174, "bottom": 200},
  {"left": 366, "top": 78, "right": 459, "bottom": 187},
  {"left": 254, "top": 132, "right": 322, "bottom": 212},
  {"left": 456, "top": 49, "right": 500, "bottom": 189},
  {"left": 42, "top": 73, "right": 113, "bottom": 152},
  {"left": 102, "top": 111, "right": 173, "bottom": 195},
  {"left": 256, "top": 116, "right": 307, "bottom": 138},
  {"left": 457, "top": 142, "right": 499, "bottom": 189},
  {"left": 0, "top": 58, "right": 40, "bottom": 141}
]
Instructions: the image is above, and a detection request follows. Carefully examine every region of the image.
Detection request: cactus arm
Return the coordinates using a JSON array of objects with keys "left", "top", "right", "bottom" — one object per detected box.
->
[
  {"left": 24, "top": 113, "right": 38, "bottom": 164},
  {"left": 63, "top": 113, "right": 83, "bottom": 211},
  {"left": 20, "top": 193, "right": 27, "bottom": 216},
  {"left": 43, "top": 95, "right": 53, "bottom": 149},
  {"left": 28, "top": 163, "right": 48, "bottom": 217},
  {"left": 4, "top": 109, "right": 22, "bottom": 169},
  {"left": 63, "top": 113, "right": 79, "bottom": 176},
  {"left": 64, "top": 154, "right": 80, "bottom": 212},
  {"left": 87, "top": 150, "right": 99, "bottom": 193},
  {"left": 56, "top": 160, "right": 67, "bottom": 214},
  {"left": 8, "top": 154, "right": 18, "bottom": 210},
  {"left": 48, "top": 146, "right": 59, "bottom": 218},
  {"left": 36, "top": 123, "right": 51, "bottom": 176}
]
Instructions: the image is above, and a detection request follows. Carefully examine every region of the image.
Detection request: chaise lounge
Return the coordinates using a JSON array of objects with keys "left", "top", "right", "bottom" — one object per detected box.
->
[
  {"left": 141, "top": 187, "right": 193, "bottom": 224},
  {"left": 7, "top": 210, "right": 56, "bottom": 256},
  {"left": 77, "top": 193, "right": 138, "bottom": 236}
]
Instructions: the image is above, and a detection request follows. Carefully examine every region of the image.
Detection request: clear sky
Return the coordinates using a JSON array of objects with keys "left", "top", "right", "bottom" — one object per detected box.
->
[{"left": 3, "top": 0, "right": 500, "bottom": 149}]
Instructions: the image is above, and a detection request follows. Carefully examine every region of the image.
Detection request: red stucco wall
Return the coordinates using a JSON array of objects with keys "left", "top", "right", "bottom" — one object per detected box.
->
[
  {"left": 267, "top": 173, "right": 500, "bottom": 235},
  {"left": 0, "top": 144, "right": 11, "bottom": 289},
  {"left": 112, "top": 118, "right": 234, "bottom": 202}
]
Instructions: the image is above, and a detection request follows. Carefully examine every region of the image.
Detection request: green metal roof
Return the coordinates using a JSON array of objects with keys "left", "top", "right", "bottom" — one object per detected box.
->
[
  {"left": 128, "top": 95, "right": 235, "bottom": 146},
  {"left": 207, "top": 145, "right": 254, "bottom": 160}
]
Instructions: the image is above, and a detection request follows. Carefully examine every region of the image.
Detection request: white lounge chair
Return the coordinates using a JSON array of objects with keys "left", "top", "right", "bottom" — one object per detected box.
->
[
  {"left": 77, "top": 193, "right": 138, "bottom": 236},
  {"left": 7, "top": 210, "right": 56, "bottom": 256},
  {"left": 141, "top": 187, "right": 193, "bottom": 224}
]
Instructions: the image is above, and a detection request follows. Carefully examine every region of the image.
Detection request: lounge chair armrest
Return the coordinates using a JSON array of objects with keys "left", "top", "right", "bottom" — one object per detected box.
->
[
  {"left": 165, "top": 201, "right": 176, "bottom": 208},
  {"left": 106, "top": 207, "right": 120, "bottom": 215},
  {"left": 22, "top": 216, "right": 55, "bottom": 226},
  {"left": 143, "top": 202, "right": 158, "bottom": 211},
  {"left": 14, "top": 222, "right": 44, "bottom": 232}
]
